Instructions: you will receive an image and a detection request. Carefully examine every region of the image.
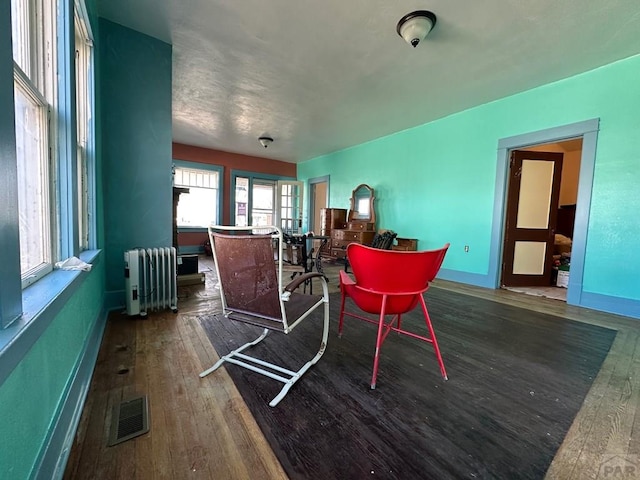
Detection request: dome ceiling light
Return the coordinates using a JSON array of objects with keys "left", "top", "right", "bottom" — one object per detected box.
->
[
  {"left": 258, "top": 136, "right": 274, "bottom": 148},
  {"left": 396, "top": 10, "right": 437, "bottom": 48}
]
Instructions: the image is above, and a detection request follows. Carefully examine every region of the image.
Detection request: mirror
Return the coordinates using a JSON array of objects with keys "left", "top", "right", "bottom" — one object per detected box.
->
[{"left": 348, "top": 184, "right": 376, "bottom": 224}]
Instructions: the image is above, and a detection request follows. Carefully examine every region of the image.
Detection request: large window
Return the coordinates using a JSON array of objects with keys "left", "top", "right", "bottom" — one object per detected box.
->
[
  {"left": 75, "top": 2, "right": 94, "bottom": 250},
  {"left": 12, "top": 0, "right": 57, "bottom": 287},
  {"left": 173, "top": 164, "right": 221, "bottom": 227}
]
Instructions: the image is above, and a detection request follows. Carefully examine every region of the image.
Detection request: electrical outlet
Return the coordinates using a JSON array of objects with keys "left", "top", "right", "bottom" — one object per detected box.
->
[{"left": 464, "top": 245, "right": 469, "bottom": 252}]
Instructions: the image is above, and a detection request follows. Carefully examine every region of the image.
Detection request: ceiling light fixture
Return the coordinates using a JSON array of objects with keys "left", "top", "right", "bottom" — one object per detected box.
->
[
  {"left": 258, "top": 136, "right": 273, "bottom": 148},
  {"left": 396, "top": 10, "right": 437, "bottom": 48}
]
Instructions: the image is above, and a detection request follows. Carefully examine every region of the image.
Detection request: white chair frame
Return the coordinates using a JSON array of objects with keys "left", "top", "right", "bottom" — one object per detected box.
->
[{"left": 199, "top": 225, "right": 330, "bottom": 407}]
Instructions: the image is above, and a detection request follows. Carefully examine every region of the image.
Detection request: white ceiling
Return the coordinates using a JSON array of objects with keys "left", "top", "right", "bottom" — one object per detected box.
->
[{"left": 96, "top": 1, "right": 640, "bottom": 163}]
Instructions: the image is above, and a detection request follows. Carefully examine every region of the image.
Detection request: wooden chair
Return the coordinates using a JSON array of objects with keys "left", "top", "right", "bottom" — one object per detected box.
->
[
  {"left": 338, "top": 242, "right": 450, "bottom": 389},
  {"left": 200, "top": 225, "right": 329, "bottom": 407},
  {"left": 344, "top": 230, "right": 397, "bottom": 273}
]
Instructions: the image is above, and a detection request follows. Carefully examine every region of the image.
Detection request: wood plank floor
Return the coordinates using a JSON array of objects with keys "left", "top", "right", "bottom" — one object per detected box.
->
[{"left": 64, "top": 256, "right": 640, "bottom": 480}]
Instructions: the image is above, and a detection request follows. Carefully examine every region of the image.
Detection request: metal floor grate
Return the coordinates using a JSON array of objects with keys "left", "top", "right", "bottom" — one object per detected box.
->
[{"left": 108, "top": 395, "right": 150, "bottom": 446}]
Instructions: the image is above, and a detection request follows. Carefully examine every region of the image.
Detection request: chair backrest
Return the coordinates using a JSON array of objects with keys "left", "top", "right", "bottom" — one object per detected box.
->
[
  {"left": 346, "top": 242, "right": 450, "bottom": 294},
  {"left": 210, "top": 229, "right": 284, "bottom": 322},
  {"left": 371, "top": 230, "right": 397, "bottom": 250}
]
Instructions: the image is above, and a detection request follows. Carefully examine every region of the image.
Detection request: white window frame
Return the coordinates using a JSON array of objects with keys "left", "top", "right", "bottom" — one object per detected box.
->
[
  {"left": 173, "top": 161, "right": 223, "bottom": 228},
  {"left": 12, "top": 0, "right": 58, "bottom": 288},
  {"left": 74, "top": 1, "right": 94, "bottom": 251}
]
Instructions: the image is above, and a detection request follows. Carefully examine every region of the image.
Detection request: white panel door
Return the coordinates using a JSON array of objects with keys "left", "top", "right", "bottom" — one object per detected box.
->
[{"left": 276, "top": 180, "right": 304, "bottom": 234}]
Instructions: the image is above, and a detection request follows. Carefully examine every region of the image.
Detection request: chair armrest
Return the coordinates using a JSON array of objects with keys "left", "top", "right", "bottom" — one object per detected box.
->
[
  {"left": 339, "top": 270, "right": 355, "bottom": 286},
  {"left": 284, "top": 272, "right": 323, "bottom": 293}
]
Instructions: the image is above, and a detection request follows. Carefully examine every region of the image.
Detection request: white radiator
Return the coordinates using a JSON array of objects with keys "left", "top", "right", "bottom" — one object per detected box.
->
[{"left": 124, "top": 247, "right": 178, "bottom": 316}]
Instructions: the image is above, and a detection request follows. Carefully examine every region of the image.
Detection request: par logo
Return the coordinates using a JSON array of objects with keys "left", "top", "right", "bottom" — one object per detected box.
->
[{"left": 599, "top": 455, "right": 640, "bottom": 479}]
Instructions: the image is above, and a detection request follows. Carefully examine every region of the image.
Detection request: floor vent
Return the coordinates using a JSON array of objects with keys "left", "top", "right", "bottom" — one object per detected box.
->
[{"left": 108, "top": 395, "right": 150, "bottom": 446}]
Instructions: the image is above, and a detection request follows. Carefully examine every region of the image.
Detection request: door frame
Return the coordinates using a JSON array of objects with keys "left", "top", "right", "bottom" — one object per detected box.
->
[
  {"left": 489, "top": 118, "right": 599, "bottom": 306},
  {"left": 307, "top": 175, "right": 330, "bottom": 233}
]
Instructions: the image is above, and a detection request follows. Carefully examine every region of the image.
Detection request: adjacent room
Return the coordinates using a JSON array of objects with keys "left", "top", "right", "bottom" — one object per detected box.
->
[{"left": 1, "top": 1, "right": 640, "bottom": 479}]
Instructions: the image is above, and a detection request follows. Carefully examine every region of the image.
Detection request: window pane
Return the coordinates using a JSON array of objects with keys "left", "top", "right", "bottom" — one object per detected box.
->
[
  {"left": 75, "top": 9, "right": 93, "bottom": 250},
  {"left": 253, "top": 184, "right": 273, "bottom": 209},
  {"left": 174, "top": 167, "right": 219, "bottom": 227},
  {"left": 15, "top": 82, "right": 50, "bottom": 275},
  {"left": 176, "top": 187, "right": 217, "bottom": 227},
  {"left": 252, "top": 183, "right": 274, "bottom": 227},
  {"left": 11, "top": 0, "right": 56, "bottom": 287},
  {"left": 235, "top": 177, "right": 249, "bottom": 226},
  {"left": 11, "top": 0, "right": 31, "bottom": 76}
]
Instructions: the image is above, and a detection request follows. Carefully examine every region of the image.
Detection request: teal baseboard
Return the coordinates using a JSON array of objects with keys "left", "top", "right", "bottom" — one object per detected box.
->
[
  {"left": 104, "top": 289, "right": 125, "bottom": 312},
  {"left": 437, "top": 268, "right": 495, "bottom": 289},
  {"left": 579, "top": 291, "right": 640, "bottom": 320},
  {"left": 32, "top": 305, "right": 108, "bottom": 480},
  {"left": 438, "top": 268, "right": 640, "bottom": 321}
]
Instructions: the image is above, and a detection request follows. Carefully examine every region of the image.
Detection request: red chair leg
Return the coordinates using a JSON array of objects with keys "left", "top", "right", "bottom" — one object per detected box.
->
[
  {"left": 419, "top": 295, "right": 448, "bottom": 380},
  {"left": 338, "top": 291, "right": 347, "bottom": 337},
  {"left": 370, "top": 295, "right": 388, "bottom": 389}
]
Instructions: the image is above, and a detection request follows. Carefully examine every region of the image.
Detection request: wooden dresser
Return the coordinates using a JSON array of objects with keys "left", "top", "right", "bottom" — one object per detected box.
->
[
  {"left": 330, "top": 221, "right": 376, "bottom": 259},
  {"left": 329, "top": 184, "right": 377, "bottom": 260},
  {"left": 319, "top": 208, "right": 347, "bottom": 257}
]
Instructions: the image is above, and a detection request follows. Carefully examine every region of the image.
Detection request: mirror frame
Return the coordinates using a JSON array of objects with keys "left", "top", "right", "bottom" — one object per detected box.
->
[{"left": 348, "top": 184, "right": 376, "bottom": 224}]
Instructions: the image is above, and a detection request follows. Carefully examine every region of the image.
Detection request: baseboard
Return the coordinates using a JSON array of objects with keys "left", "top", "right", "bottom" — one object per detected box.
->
[
  {"left": 439, "top": 269, "right": 640, "bottom": 321},
  {"left": 31, "top": 305, "right": 108, "bottom": 480},
  {"left": 104, "top": 289, "right": 125, "bottom": 312},
  {"left": 578, "top": 291, "right": 640, "bottom": 320},
  {"left": 437, "top": 268, "right": 495, "bottom": 289}
]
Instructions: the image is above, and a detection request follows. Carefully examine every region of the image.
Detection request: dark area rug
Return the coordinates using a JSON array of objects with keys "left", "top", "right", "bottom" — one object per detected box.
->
[{"left": 199, "top": 288, "right": 616, "bottom": 480}]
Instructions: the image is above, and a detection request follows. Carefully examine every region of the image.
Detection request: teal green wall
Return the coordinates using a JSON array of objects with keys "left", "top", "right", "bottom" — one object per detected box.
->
[
  {"left": 0, "top": 1, "right": 108, "bottom": 477},
  {"left": 299, "top": 54, "right": 640, "bottom": 309},
  {"left": 99, "top": 19, "right": 173, "bottom": 294},
  {"left": 0, "top": 261, "right": 105, "bottom": 478}
]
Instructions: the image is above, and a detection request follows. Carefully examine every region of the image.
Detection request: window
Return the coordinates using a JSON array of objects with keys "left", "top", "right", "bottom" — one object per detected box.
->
[
  {"left": 11, "top": 0, "right": 57, "bottom": 287},
  {"left": 235, "top": 177, "right": 249, "bottom": 226},
  {"left": 252, "top": 181, "right": 275, "bottom": 227},
  {"left": 231, "top": 173, "right": 301, "bottom": 231},
  {"left": 75, "top": 2, "right": 94, "bottom": 250},
  {"left": 173, "top": 164, "right": 221, "bottom": 227},
  {"left": 234, "top": 176, "right": 276, "bottom": 227}
]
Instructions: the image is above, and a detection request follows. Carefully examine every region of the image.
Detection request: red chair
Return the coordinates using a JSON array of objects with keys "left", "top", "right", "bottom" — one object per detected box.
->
[{"left": 338, "top": 242, "right": 450, "bottom": 389}]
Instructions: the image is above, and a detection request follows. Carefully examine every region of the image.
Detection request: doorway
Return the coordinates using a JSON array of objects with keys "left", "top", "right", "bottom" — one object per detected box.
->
[
  {"left": 308, "top": 176, "right": 329, "bottom": 234},
  {"left": 308, "top": 176, "right": 329, "bottom": 259},
  {"left": 490, "top": 119, "right": 599, "bottom": 307},
  {"left": 501, "top": 140, "right": 582, "bottom": 301}
]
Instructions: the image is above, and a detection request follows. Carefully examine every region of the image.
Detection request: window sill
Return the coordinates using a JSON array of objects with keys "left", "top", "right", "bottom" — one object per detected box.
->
[{"left": 0, "top": 250, "right": 102, "bottom": 386}]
